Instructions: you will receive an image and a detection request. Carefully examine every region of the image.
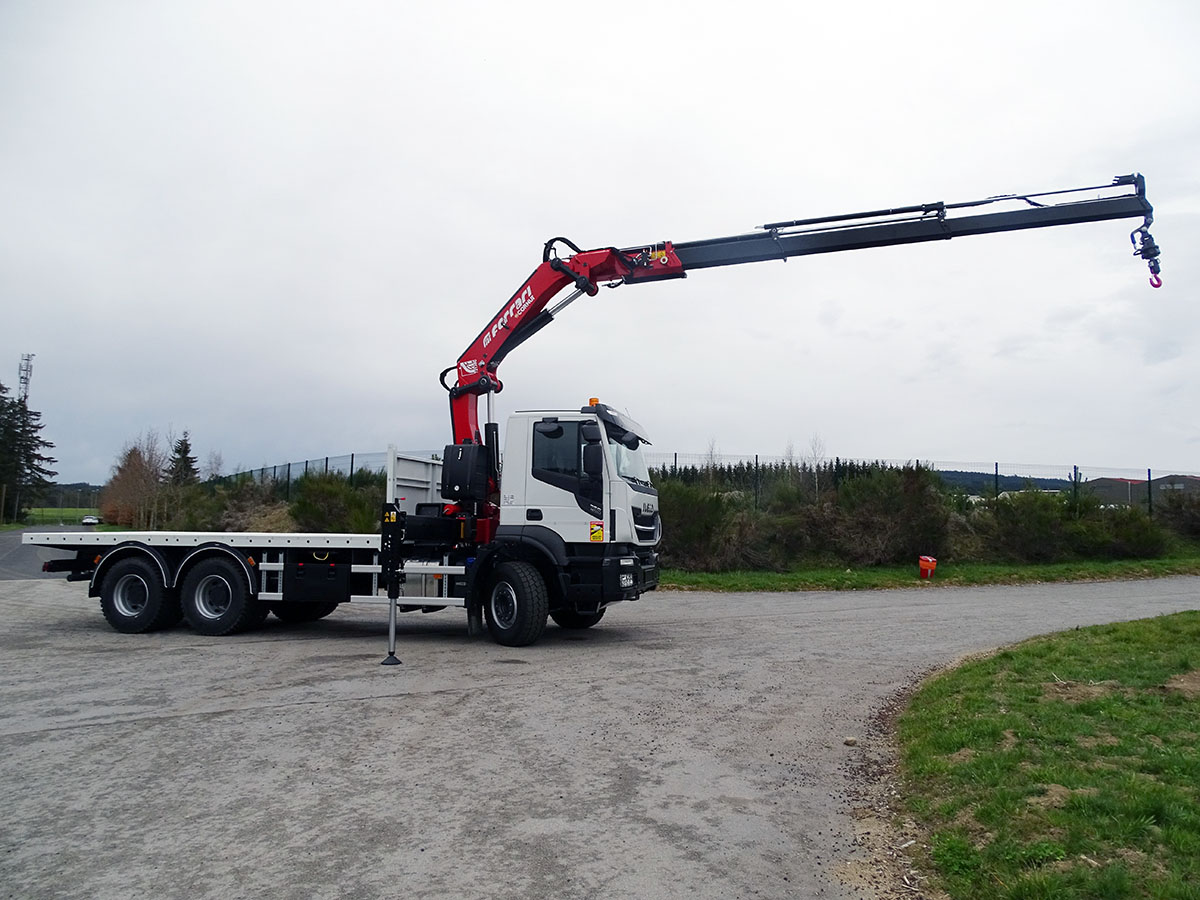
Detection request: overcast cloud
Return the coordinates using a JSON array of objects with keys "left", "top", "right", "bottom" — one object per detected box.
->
[{"left": 2, "top": 0, "right": 1197, "bottom": 484}]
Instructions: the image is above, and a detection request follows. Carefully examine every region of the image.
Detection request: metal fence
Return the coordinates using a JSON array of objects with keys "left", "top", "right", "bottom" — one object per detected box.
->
[
  {"left": 646, "top": 452, "right": 1200, "bottom": 513},
  {"left": 222, "top": 450, "right": 440, "bottom": 486},
  {"left": 228, "top": 448, "right": 1197, "bottom": 501},
  {"left": 646, "top": 452, "right": 1197, "bottom": 481}
]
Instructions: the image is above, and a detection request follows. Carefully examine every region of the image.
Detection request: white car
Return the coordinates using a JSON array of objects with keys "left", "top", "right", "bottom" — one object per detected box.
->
[{"left": 81, "top": 515, "right": 100, "bottom": 526}]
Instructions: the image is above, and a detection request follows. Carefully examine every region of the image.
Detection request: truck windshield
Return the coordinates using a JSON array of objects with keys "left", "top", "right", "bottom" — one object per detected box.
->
[{"left": 608, "top": 435, "right": 654, "bottom": 487}]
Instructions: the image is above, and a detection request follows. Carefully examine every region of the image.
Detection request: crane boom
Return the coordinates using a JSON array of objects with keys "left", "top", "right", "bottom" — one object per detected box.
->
[
  {"left": 444, "top": 174, "right": 1161, "bottom": 450},
  {"left": 670, "top": 182, "right": 1154, "bottom": 271}
]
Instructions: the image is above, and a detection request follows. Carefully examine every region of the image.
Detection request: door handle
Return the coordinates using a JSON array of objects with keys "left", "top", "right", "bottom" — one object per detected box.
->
[{"left": 526, "top": 509, "right": 543, "bottom": 521}]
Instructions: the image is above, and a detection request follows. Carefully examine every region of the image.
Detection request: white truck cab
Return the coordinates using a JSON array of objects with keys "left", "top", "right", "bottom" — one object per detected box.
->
[
  {"left": 462, "top": 400, "right": 661, "bottom": 640},
  {"left": 388, "top": 400, "right": 661, "bottom": 645},
  {"left": 500, "top": 402, "right": 660, "bottom": 549}
]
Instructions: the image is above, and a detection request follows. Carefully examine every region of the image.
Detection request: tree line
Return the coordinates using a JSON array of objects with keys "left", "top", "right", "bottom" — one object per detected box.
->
[
  {"left": 653, "top": 460, "right": 1200, "bottom": 571},
  {"left": 99, "top": 427, "right": 385, "bottom": 534},
  {"left": 87, "top": 428, "right": 1200, "bottom": 572},
  {"left": 100, "top": 430, "right": 204, "bottom": 529}
]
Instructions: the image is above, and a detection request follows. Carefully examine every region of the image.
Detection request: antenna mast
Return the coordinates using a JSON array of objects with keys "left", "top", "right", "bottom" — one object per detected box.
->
[{"left": 18, "top": 354, "right": 34, "bottom": 402}]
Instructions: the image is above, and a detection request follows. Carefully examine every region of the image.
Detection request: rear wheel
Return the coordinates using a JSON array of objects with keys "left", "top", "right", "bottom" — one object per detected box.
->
[
  {"left": 550, "top": 607, "right": 606, "bottom": 630},
  {"left": 270, "top": 601, "right": 340, "bottom": 623},
  {"left": 485, "top": 561, "right": 548, "bottom": 647},
  {"left": 180, "top": 558, "right": 264, "bottom": 636},
  {"left": 99, "top": 557, "right": 180, "bottom": 633}
]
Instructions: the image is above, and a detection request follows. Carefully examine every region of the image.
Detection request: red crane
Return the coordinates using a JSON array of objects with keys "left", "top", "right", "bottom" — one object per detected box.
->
[{"left": 444, "top": 174, "right": 1159, "bottom": 451}]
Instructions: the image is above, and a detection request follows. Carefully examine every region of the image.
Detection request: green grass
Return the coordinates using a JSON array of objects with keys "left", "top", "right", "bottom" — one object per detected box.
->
[
  {"left": 21, "top": 507, "right": 100, "bottom": 525},
  {"left": 2, "top": 508, "right": 102, "bottom": 530},
  {"left": 898, "top": 611, "right": 1200, "bottom": 899},
  {"left": 660, "top": 554, "right": 1200, "bottom": 592}
]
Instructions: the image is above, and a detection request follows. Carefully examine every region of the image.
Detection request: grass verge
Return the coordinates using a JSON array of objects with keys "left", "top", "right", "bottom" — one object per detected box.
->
[
  {"left": 898, "top": 611, "right": 1200, "bottom": 899},
  {"left": 19, "top": 507, "right": 100, "bottom": 525},
  {"left": 660, "top": 555, "right": 1200, "bottom": 592}
]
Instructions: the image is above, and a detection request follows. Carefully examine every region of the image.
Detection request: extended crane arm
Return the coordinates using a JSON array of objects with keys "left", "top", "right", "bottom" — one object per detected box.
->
[{"left": 444, "top": 174, "right": 1160, "bottom": 447}]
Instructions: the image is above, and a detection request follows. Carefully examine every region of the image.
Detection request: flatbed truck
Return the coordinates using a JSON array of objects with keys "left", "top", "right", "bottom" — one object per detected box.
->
[{"left": 25, "top": 174, "right": 1163, "bottom": 647}]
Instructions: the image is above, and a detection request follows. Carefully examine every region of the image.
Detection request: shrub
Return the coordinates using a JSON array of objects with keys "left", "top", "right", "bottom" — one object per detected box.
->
[
  {"left": 1094, "top": 505, "right": 1166, "bottom": 558},
  {"left": 656, "top": 481, "right": 739, "bottom": 571},
  {"left": 832, "top": 465, "right": 951, "bottom": 565},
  {"left": 974, "top": 489, "right": 1169, "bottom": 563},
  {"left": 990, "top": 490, "right": 1067, "bottom": 562},
  {"left": 654, "top": 466, "right": 1175, "bottom": 572},
  {"left": 289, "top": 471, "right": 385, "bottom": 534},
  {"left": 1160, "top": 493, "right": 1200, "bottom": 538},
  {"left": 166, "top": 484, "right": 226, "bottom": 531}
]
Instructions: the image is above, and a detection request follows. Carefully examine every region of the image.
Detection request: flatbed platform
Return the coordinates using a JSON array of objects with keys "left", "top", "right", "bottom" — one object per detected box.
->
[{"left": 23, "top": 531, "right": 383, "bottom": 551}]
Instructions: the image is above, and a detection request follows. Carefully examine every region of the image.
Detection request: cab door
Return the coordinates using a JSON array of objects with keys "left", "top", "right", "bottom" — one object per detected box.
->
[{"left": 526, "top": 418, "right": 607, "bottom": 545}]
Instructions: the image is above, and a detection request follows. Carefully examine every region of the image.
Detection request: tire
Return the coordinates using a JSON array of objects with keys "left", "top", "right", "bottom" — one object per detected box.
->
[
  {"left": 270, "top": 601, "right": 340, "bottom": 623},
  {"left": 99, "top": 557, "right": 180, "bottom": 634},
  {"left": 485, "top": 560, "right": 549, "bottom": 647},
  {"left": 550, "top": 607, "right": 606, "bottom": 630},
  {"left": 180, "top": 558, "right": 263, "bottom": 636}
]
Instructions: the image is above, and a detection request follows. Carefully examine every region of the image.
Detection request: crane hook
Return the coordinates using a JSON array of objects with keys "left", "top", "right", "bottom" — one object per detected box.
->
[{"left": 1130, "top": 222, "right": 1162, "bottom": 289}]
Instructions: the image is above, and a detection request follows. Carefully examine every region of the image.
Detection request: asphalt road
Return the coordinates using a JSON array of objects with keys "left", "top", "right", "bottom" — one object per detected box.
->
[
  {"left": 0, "top": 526, "right": 84, "bottom": 581},
  {"left": 2, "top": 540, "right": 1198, "bottom": 899}
]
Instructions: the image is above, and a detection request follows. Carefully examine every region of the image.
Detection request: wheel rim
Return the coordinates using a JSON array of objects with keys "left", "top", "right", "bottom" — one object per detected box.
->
[
  {"left": 193, "top": 574, "right": 233, "bottom": 620},
  {"left": 113, "top": 573, "right": 149, "bottom": 617},
  {"left": 489, "top": 581, "right": 518, "bottom": 630}
]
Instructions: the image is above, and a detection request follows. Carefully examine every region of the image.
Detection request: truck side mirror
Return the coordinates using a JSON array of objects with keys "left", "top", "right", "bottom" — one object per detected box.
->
[
  {"left": 580, "top": 421, "right": 602, "bottom": 443},
  {"left": 583, "top": 443, "right": 603, "bottom": 478},
  {"left": 621, "top": 430, "right": 639, "bottom": 450}
]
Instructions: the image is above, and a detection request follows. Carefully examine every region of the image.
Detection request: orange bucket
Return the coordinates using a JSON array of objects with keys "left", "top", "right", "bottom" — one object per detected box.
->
[{"left": 918, "top": 556, "right": 937, "bottom": 579}]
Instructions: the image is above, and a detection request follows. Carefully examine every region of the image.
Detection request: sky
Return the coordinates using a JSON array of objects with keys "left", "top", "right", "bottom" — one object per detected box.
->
[{"left": 2, "top": 0, "right": 1198, "bottom": 485}]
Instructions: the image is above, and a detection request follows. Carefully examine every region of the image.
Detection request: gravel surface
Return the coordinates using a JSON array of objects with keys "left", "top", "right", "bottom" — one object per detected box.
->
[{"left": 1, "top": 544, "right": 1197, "bottom": 899}]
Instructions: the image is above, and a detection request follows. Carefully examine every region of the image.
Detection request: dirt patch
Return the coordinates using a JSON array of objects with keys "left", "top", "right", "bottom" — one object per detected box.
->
[
  {"left": 950, "top": 807, "right": 995, "bottom": 848},
  {"left": 1162, "top": 669, "right": 1200, "bottom": 699},
  {"left": 245, "top": 503, "right": 297, "bottom": 532},
  {"left": 837, "top": 674, "right": 952, "bottom": 900},
  {"left": 1077, "top": 733, "right": 1121, "bottom": 748},
  {"left": 1041, "top": 679, "right": 1122, "bottom": 702},
  {"left": 1027, "top": 783, "right": 1098, "bottom": 809},
  {"left": 943, "top": 729, "right": 1016, "bottom": 763}
]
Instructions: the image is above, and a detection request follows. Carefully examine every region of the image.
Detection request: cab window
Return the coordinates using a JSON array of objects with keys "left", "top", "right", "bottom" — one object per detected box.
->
[{"left": 532, "top": 421, "right": 582, "bottom": 478}]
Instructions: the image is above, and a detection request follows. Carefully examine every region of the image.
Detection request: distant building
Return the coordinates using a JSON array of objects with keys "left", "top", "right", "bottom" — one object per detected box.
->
[
  {"left": 1084, "top": 474, "right": 1200, "bottom": 508},
  {"left": 1086, "top": 477, "right": 1147, "bottom": 507},
  {"left": 1151, "top": 474, "right": 1200, "bottom": 499}
]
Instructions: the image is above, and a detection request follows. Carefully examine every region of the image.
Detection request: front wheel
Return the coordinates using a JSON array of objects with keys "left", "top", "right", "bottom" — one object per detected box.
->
[
  {"left": 180, "top": 558, "right": 264, "bottom": 636},
  {"left": 550, "top": 607, "right": 606, "bottom": 630},
  {"left": 485, "top": 561, "right": 548, "bottom": 647}
]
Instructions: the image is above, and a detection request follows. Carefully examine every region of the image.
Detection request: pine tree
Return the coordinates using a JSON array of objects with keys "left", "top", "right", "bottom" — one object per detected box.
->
[
  {"left": 0, "top": 384, "right": 12, "bottom": 518},
  {"left": 167, "top": 431, "right": 199, "bottom": 486},
  {"left": 0, "top": 381, "right": 58, "bottom": 521}
]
